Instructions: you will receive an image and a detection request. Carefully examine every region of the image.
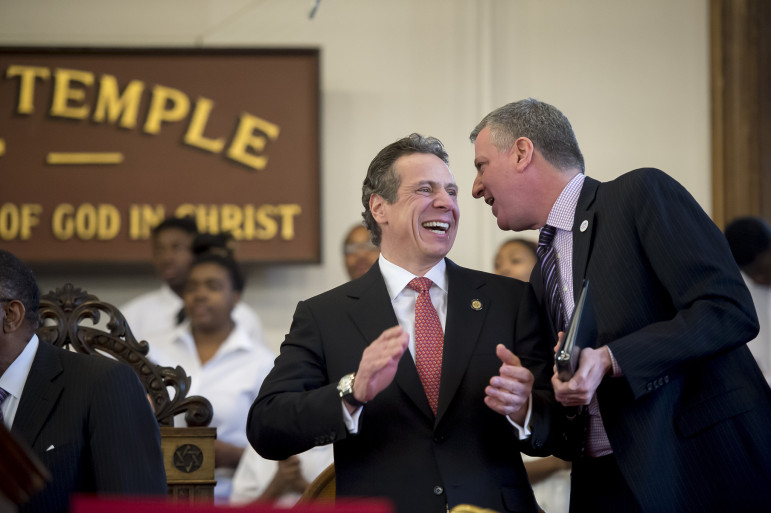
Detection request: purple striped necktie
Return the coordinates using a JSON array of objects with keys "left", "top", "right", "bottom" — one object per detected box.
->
[
  {"left": 538, "top": 225, "right": 566, "bottom": 332},
  {"left": 0, "top": 387, "right": 9, "bottom": 426}
]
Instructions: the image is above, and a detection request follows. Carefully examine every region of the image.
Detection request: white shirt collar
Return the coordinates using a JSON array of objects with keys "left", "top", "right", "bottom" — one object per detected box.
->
[
  {"left": 159, "top": 283, "right": 182, "bottom": 303},
  {"left": 378, "top": 254, "right": 448, "bottom": 301},
  {"left": 170, "top": 321, "right": 255, "bottom": 359},
  {"left": 0, "top": 333, "right": 39, "bottom": 400}
]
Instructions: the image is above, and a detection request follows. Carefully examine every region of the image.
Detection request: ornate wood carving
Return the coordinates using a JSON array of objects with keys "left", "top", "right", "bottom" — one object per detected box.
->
[{"left": 37, "top": 283, "right": 213, "bottom": 428}]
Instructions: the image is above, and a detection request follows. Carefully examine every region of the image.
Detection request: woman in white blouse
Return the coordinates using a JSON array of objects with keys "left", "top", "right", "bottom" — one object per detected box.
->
[{"left": 149, "top": 235, "right": 275, "bottom": 501}]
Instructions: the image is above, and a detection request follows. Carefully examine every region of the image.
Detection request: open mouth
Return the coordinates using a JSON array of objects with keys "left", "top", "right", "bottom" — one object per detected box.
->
[
  {"left": 422, "top": 221, "right": 450, "bottom": 234},
  {"left": 485, "top": 196, "right": 494, "bottom": 206}
]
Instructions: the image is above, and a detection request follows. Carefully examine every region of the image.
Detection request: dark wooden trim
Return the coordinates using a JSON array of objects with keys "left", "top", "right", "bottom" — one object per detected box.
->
[{"left": 711, "top": 0, "right": 771, "bottom": 228}]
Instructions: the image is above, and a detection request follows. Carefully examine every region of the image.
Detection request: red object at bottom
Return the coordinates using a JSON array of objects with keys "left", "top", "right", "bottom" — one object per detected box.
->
[{"left": 71, "top": 495, "right": 394, "bottom": 513}]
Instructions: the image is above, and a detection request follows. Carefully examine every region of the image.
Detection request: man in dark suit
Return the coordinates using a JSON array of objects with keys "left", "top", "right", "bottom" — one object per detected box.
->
[
  {"left": 248, "top": 134, "right": 560, "bottom": 513},
  {"left": 0, "top": 250, "right": 167, "bottom": 513},
  {"left": 470, "top": 98, "right": 771, "bottom": 512}
]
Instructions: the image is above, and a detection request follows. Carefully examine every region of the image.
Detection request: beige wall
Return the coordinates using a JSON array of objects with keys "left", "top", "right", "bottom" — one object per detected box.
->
[{"left": 0, "top": 0, "right": 709, "bottom": 352}]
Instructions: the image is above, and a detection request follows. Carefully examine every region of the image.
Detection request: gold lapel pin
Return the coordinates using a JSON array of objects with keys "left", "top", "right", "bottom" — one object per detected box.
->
[{"left": 470, "top": 299, "right": 483, "bottom": 311}]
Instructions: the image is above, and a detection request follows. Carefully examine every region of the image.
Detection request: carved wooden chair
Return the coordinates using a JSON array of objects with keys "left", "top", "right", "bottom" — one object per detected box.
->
[{"left": 36, "top": 283, "right": 217, "bottom": 501}]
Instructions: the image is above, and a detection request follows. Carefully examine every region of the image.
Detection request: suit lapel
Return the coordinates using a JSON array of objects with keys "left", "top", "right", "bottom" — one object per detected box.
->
[
  {"left": 12, "top": 341, "right": 64, "bottom": 449},
  {"left": 346, "top": 264, "right": 433, "bottom": 419},
  {"left": 572, "top": 176, "right": 599, "bottom": 303},
  {"left": 347, "top": 263, "right": 399, "bottom": 347},
  {"left": 436, "top": 260, "right": 489, "bottom": 424}
]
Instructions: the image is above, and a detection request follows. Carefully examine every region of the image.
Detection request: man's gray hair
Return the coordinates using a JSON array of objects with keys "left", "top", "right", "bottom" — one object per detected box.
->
[{"left": 470, "top": 98, "right": 584, "bottom": 173}]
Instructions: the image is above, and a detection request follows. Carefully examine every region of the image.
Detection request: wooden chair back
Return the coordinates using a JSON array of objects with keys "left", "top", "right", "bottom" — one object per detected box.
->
[{"left": 36, "top": 283, "right": 217, "bottom": 500}]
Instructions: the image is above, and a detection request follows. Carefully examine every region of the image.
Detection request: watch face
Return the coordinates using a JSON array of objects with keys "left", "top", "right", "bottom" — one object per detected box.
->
[{"left": 338, "top": 373, "right": 354, "bottom": 394}]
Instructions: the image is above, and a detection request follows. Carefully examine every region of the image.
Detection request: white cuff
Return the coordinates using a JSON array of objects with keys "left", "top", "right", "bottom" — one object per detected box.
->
[
  {"left": 341, "top": 400, "right": 363, "bottom": 434},
  {"left": 506, "top": 393, "right": 533, "bottom": 440}
]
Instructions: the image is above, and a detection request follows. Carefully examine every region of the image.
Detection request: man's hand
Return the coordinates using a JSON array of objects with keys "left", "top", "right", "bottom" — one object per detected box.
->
[
  {"left": 277, "top": 456, "right": 309, "bottom": 495},
  {"left": 484, "top": 344, "right": 534, "bottom": 425},
  {"left": 552, "top": 346, "right": 612, "bottom": 406},
  {"left": 349, "top": 325, "right": 409, "bottom": 410}
]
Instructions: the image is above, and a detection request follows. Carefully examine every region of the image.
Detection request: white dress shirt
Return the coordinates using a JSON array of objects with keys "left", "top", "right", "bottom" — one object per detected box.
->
[
  {"left": 0, "top": 334, "right": 38, "bottom": 429},
  {"left": 230, "top": 443, "right": 334, "bottom": 507},
  {"left": 343, "top": 255, "right": 532, "bottom": 438},
  {"left": 149, "top": 322, "right": 276, "bottom": 501},
  {"left": 742, "top": 273, "right": 771, "bottom": 384}
]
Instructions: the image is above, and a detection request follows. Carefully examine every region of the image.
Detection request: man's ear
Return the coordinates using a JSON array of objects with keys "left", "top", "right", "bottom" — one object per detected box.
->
[
  {"left": 2, "top": 300, "right": 26, "bottom": 333},
  {"left": 510, "top": 137, "right": 534, "bottom": 169},
  {"left": 369, "top": 194, "right": 388, "bottom": 224}
]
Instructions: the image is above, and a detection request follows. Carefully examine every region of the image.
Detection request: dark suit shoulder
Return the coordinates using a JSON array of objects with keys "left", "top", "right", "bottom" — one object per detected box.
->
[
  {"left": 50, "top": 343, "right": 136, "bottom": 377},
  {"left": 602, "top": 167, "right": 685, "bottom": 195},
  {"left": 592, "top": 168, "right": 702, "bottom": 221},
  {"left": 35, "top": 342, "right": 145, "bottom": 398},
  {"left": 446, "top": 259, "right": 530, "bottom": 294}
]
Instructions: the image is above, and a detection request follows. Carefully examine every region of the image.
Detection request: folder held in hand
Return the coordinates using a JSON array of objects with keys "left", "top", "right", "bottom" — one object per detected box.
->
[{"left": 555, "top": 280, "right": 597, "bottom": 382}]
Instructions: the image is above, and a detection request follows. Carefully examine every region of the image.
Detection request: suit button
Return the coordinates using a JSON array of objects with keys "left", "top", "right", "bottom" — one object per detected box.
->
[
  {"left": 433, "top": 486, "right": 444, "bottom": 495},
  {"left": 433, "top": 435, "right": 444, "bottom": 443},
  {"left": 646, "top": 383, "right": 653, "bottom": 391},
  {"left": 664, "top": 375, "right": 669, "bottom": 384}
]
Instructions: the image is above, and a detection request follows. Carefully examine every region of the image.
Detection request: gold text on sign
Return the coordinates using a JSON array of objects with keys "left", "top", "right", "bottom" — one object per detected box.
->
[
  {"left": 5, "top": 65, "right": 280, "bottom": 171},
  {"left": 0, "top": 202, "right": 302, "bottom": 242},
  {"left": 46, "top": 152, "right": 124, "bottom": 165}
]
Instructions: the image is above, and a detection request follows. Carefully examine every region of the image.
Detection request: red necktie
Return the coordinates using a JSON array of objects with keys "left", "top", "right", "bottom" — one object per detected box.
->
[{"left": 407, "top": 277, "right": 443, "bottom": 416}]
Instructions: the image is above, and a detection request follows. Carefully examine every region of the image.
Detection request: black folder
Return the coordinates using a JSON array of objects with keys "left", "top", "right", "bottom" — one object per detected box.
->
[{"left": 555, "top": 280, "right": 597, "bottom": 381}]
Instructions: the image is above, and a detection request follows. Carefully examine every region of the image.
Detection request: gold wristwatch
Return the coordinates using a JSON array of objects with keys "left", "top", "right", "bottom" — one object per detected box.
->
[{"left": 337, "top": 372, "right": 366, "bottom": 407}]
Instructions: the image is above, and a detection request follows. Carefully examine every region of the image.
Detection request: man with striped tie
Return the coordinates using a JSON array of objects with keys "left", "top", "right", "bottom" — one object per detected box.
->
[
  {"left": 0, "top": 250, "right": 167, "bottom": 513},
  {"left": 249, "top": 133, "right": 561, "bottom": 513},
  {"left": 471, "top": 98, "right": 771, "bottom": 512}
]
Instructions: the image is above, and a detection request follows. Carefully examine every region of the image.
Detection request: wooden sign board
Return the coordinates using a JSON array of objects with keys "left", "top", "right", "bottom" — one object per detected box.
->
[{"left": 0, "top": 48, "right": 320, "bottom": 263}]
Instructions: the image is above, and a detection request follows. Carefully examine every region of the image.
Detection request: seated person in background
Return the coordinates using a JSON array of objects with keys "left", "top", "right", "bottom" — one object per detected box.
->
[
  {"left": 725, "top": 216, "right": 771, "bottom": 383},
  {"left": 230, "top": 444, "right": 333, "bottom": 507},
  {"left": 493, "top": 238, "right": 538, "bottom": 282},
  {"left": 0, "top": 250, "right": 166, "bottom": 513},
  {"left": 231, "top": 225, "right": 375, "bottom": 506},
  {"left": 343, "top": 224, "right": 381, "bottom": 280},
  {"left": 492, "top": 238, "right": 571, "bottom": 513},
  {"left": 147, "top": 235, "right": 275, "bottom": 502},
  {"left": 122, "top": 216, "right": 264, "bottom": 344}
]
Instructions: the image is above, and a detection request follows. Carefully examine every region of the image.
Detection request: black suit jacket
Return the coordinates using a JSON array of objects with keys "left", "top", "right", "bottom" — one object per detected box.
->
[
  {"left": 248, "top": 259, "right": 560, "bottom": 513},
  {"left": 12, "top": 340, "right": 167, "bottom": 513},
  {"left": 531, "top": 169, "right": 771, "bottom": 512}
]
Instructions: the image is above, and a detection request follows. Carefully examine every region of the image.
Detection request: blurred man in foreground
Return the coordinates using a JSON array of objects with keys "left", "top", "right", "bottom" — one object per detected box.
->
[{"left": 0, "top": 250, "right": 166, "bottom": 513}]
